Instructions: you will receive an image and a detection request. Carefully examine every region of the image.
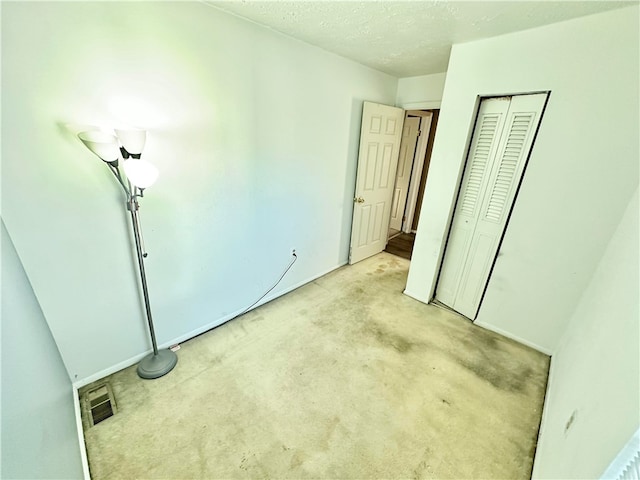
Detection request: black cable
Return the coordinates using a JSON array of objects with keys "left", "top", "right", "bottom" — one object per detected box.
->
[
  {"left": 236, "top": 252, "right": 298, "bottom": 317},
  {"left": 178, "top": 252, "right": 299, "bottom": 347}
]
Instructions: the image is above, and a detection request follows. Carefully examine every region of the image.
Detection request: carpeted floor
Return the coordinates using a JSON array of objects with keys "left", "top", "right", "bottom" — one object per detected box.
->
[{"left": 79, "top": 252, "right": 549, "bottom": 479}]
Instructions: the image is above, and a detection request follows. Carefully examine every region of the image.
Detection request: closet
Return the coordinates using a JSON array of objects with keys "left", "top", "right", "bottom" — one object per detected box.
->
[{"left": 435, "top": 93, "right": 548, "bottom": 319}]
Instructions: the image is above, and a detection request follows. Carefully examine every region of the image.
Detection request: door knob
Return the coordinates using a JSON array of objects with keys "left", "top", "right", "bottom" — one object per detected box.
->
[{"left": 354, "top": 196, "right": 365, "bottom": 203}]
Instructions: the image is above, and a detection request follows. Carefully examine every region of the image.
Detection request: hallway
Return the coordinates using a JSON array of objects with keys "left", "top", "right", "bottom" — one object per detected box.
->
[{"left": 385, "top": 232, "right": 416, "bottom": 260}]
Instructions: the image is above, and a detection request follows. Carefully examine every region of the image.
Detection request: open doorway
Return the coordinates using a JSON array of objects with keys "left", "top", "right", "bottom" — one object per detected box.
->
[{"left": 385, "top": 109, "right": 440, "bottom": 260}]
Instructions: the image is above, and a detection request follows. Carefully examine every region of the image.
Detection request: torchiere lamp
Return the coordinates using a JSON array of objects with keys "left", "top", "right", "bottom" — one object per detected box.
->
[{"left": 77, "top": 128, "right": 177, "bottom": 379}]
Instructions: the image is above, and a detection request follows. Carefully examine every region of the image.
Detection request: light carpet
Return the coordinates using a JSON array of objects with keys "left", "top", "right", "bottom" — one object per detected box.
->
[{"left": 80, "top": 252, "right": 549, "bottom": 479}]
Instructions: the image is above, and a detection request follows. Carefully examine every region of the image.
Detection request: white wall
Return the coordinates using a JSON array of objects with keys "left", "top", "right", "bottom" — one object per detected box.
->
[
  {"left": 532, "top": 188, "right": 639, "bottom": 479},
  {"left": 405, "top": 6, "right": 639, "bottom": 353},
  {"left": 1, "top": 2, "right": 397, "bottom": 382},
  {"left": 396, "top": 72, "right": 446, "bottom": 109},
  {"left": 1, "top": 221, "right": 85, "bottom": 479}
]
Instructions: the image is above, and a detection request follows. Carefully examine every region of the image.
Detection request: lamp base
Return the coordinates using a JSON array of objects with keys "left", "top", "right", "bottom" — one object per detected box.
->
[{"left": 137, "top": 349, "right": 178, "bottom": 379}]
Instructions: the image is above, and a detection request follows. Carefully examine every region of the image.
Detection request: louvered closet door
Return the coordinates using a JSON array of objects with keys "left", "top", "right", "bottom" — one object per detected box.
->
[{"left": 436, "top": 93, "right": 547, "bottom": 319}]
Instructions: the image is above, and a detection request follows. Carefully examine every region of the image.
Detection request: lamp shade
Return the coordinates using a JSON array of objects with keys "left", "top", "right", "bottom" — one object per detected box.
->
[
  {"left": 115, "top": 128, "right": 146, "bottom": 155},
  {"left": 123, "top": 159, "right": 159, "bottom": 189},
  {"left": 78, "top": 131, "right": 120, "bottom": 162}
]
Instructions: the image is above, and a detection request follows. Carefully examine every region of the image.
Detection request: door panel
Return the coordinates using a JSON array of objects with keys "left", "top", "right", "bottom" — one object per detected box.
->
[
  {"left": 350, "top": 102, "right": 405, "bottom": 264},
  {"left": 454, "top": 232, "right": 499, "bottom": 316},
  {"left": 435, "top": 99, "right": 510, "bottom": 305},
  {"left": 436, "top": 93, "right": 547, "bottom": 318},
  {"left": 379, "top": 143, "right": 395, "bottom": 188},
  {"left": 358, "top": 205, "right": 372, "bottom": 246},
  {"left": 390, "top": 116, "right": 420, "bottom": 231},
  {"left": 435, "top": 226, "right": 472, "bottom": 306}
]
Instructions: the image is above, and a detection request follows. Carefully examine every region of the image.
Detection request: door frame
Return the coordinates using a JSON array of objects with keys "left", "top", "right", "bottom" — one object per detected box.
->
[
  {"left": 403, "top": 112, "right": 433, "bottom": 233},
  {"left": 389, "top": 115, "right": 422, "bottom": 233},
  {"left": 395, "top": 102, "right": 441, "bottom": 236}
]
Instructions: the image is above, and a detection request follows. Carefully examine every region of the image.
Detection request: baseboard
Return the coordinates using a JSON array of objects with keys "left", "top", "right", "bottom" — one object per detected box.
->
[
  {"left": 160, "top": 260, "right": 349, "bottom": 350},
  {"left": 531, "top": 354, "right": 556, "bottom": 478},
  {"left": 400, "top": 294, "right": 552, "bottom": 356},
  {"left": 73, "top": 261, "right": 349, "bottom": 388},
  {"left": 73, "top": 351, "right": 152, "bottom": 389},
  {"left": 474, "top": 320, "right": 553, "bottom": 356},
  {"left": 72, "top": 384, "right": 91, "bottom": 479}
]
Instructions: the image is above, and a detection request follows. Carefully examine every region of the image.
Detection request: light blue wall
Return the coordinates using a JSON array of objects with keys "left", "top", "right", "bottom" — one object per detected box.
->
[
  {"left": 406, "top": 6, "right": 639, "bottom": 353},
  {"left": 1, "top": 2, "right": 398, "bottom": 383},
  {"left": 1, "top": 220, "right": 84, "bottom": 479},
  {"left": 532, "top": 188, "right": 639, "bottom": 479}
]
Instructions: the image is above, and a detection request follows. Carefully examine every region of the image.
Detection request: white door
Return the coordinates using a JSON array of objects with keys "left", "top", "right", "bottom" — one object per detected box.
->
[
  {"left": 436, "top": 93, "right": 547, "bottom": 318},
  {"left": 349, "top": 101, "right": 405, "bottom": 264},
  {"left": 404, "top": 113, "right": 433, "bottom": 234},
  {"left": 389, "top": 116, "right": 420, "bottom": 231}
]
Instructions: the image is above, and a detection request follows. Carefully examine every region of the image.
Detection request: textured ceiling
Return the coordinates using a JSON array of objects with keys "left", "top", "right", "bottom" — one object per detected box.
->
[{"left": 204, "top": 1, "right": 635, "bottom": 77}]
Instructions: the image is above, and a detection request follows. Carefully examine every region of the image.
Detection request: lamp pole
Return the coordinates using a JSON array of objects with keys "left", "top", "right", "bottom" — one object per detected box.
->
[
  {"left": 128, "top": 195, "right": 158, "bottom": 355},
  {"left": 79, "top": 129, "right": 177, "bottom": 379},
  {"left": 108, "top": 164, "right": 177, "bottom": 379}
]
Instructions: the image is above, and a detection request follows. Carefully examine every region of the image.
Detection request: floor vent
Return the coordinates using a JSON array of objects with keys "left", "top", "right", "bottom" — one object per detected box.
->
[{"left": 82, "top": 383, "right": 117, "bottom": 428}]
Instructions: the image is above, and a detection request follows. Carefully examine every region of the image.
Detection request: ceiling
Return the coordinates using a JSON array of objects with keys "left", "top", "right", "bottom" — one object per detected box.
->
[{"left": 204, "top": 1, "right": 635, "bottom": 77}]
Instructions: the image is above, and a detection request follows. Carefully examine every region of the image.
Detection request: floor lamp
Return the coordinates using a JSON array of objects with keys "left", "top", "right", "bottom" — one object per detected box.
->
[{"left": 78, "top": 128, "right": 178, "bottom": 379}]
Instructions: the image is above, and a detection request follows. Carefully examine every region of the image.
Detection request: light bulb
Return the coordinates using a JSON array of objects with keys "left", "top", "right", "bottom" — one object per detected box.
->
[{"left": 123, "top": 159, "right": 159, "bottom": 189}]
